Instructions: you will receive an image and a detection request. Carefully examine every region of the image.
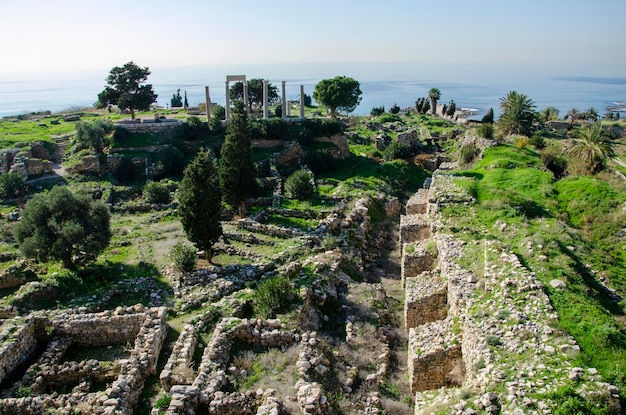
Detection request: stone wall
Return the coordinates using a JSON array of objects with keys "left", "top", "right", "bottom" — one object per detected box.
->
[
  {"left": 0, "top": 316, "right": 37, "bottom": 385},
  {"left": 0, "top": 262, "right": 37, "bottom": 289},
  {"left": 404, "top": 271, "right": 447, "bottom": 329},
  {"left": 116, "top": 120, "right": 182, "bottom": 135},
  {"left": 399, "top": 214, "right": 431, "bottom": 243},
  {"left": 400, "top": 241, "right": 437, "bottom": 288},
  {"left": 0, "top": 306, "right": 167, "bottom": 415}
]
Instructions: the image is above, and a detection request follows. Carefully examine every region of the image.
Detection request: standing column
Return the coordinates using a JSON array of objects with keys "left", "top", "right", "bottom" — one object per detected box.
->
[
  {"left": 243, "top": 82, "right": 249, "bottom": 114},
  {"left": 281, "top": 81, "right": 287, "bottom": 120},
  {"left": 263, "top": 79, "right": 269, "bottom": 120},
  {"left": 300, "top": 85, "right": 305, "bottom": 120},
  {"left": 225, "top": 81, "right": 231, "bottom": 120},
  {"left": 205, "top": 86, "right": 211, "bottom": 120}
]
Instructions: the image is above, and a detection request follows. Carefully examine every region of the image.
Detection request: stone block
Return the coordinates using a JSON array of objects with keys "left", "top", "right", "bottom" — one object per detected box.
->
[
  {"left": 400, "top": 214, "right": 431, "bottom": 245},
  {"left": 404, "top": 271, "right": 447, "bottom": 330},
  {"left": 401, "top": 241, "right": 437, "bottom": 287}
]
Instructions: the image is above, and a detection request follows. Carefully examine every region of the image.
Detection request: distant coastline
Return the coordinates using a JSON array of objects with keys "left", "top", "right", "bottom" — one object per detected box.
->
[{"left": 1, "top": 62, "right": 625, "bottom": 119}]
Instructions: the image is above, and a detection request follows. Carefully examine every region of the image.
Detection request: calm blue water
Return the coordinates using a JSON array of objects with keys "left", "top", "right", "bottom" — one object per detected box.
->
[{"left": 1, "top": 62, "right": 625, "bottom": 120}]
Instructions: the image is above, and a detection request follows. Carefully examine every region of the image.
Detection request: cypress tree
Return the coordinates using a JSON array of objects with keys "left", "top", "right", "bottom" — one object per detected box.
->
[
  {"left": 178, "top": 149, "right": 222, "bottom": 262},
  {"left": 219, "top": 100, "right": 257, "bottom": 217}
]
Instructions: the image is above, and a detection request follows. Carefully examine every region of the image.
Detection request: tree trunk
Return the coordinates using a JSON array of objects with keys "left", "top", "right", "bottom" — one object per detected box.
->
[
  {"left": 206, "top": 247, "right": 213, "bottom": 264},
  {"left": 238, "top": 201, "right": 247, "bottom": 219},
  {"left": 130, "top": 108, "right": 136, "bottom": 120}
]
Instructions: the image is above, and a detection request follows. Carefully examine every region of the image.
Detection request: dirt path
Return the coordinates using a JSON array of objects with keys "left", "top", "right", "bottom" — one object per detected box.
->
[{"left": 363, "top": 218, "right": 413, "bottom": 414}]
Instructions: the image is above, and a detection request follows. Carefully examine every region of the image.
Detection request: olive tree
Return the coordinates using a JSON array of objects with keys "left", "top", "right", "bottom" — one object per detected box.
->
[{"left": 14, "top": 186, "right": 111, "bottom": 269}]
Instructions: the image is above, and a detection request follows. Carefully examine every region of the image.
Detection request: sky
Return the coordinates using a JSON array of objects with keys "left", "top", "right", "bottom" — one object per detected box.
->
[{"left": 0, "top": 0, "right": 625, "bottom": 75}]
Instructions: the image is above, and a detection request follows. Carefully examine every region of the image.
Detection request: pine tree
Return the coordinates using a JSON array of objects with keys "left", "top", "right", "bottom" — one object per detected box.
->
[
  {"left": 177, "top": 149, "right": 222, "bottom": 262},
  {"left": 184, "top": 90, "right": 189, "bottom": 109},
  {"left": 219, "top": 100, "right": 257, "bottom": 217}
]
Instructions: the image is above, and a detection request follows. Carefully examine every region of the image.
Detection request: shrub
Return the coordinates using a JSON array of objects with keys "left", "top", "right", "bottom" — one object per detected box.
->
[
  {"left": 169, "top": 242, "right": 196, "bottom": 272},
  {"left": 304, "top": 118, "right": 341, "bottom": 137},
  {"left": 383, "top": 141, "right": 411, "bottom": 161},
  {"left": 111, "top": 126, "right": 131, "bottom": 144},
  {"left": 252, "top": 275, "right": 294, "bottom": 318},
  {"left": 295, "top": 125, "right": 314, "bottom": 147},
  {"left": 156, "top": 146, "right": 185, "bottom": 178},
  {"left": 376, "top": 113, "right": 402, "bottom": 124},
  {"left": 155, "top": 393, "right": 172, "bottom": 409},
  {"left": 370, "top": 106, "right": 385, "bottom": 116},
  {"left": 459, "top": 143, "right": 479, "bottom": 164},
  {"left": 529, "top": 133, "right": 546, "bottom": 149},
  {"left": 303, "top": 150, "right": 335, "bottom": 174},
  {"left": 284, "top": 170, "right": 316, "bottom": 200},
  {"left": 113, "top": 157, "right": 140, "bottom": 184},
  {"left": 515, "top": 136, "right": 529, "bottom": 149},
  {"left": 542, "top": 150, "right": 568, "bottom": 178},
  {"left": 180, "top": 116, "right": 209, "bottom": 141},
  {"left": 143, "top": 182, "right": 171, "bottom": 204},
  {"left": 477, "top": 123, "right": 494, "bottom": 139},
  {"left": 266, "top": 118, "right": 289, "bottom": 140},
  {"left": 389, "top": 103, "right": 400, "bottom": 114},
  {"left": 0, "top": 173, "right": 26, "bottom": 199}
]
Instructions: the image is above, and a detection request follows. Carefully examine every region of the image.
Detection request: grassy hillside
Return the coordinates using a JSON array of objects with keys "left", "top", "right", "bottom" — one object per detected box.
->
[{"left": 444, "top": 144, "right": 626, "bottom": 389}]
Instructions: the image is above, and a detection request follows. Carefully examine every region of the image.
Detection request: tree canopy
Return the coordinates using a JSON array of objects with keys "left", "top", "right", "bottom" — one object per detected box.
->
[
  {"left": 177, "top": 149, "right": 222, "bottom": 262},
  {"left": 496, "top": 91, "right": 536, "bottom": 137},
  {"left": 96, "top": 61, "right": 157, "bottom": 119},
  {"left": 230, "top": 79, "right": 279, "bottom": 111},
  {"left": 14, "top": 186, "right": 111, "bottom": 269},
  {"left": 218, "top": 101, "right": 257, "bottom": 217},
  {"left": 74, "top": 119, "right": 113, "bottom": 154},
  {"left": 313, "top": 76, "right": 362, "bottom": 116}
]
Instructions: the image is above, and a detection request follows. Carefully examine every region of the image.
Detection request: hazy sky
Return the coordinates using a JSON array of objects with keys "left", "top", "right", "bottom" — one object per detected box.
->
[{"left": 1, "top": 0, "right": 624, "bottom": 75}]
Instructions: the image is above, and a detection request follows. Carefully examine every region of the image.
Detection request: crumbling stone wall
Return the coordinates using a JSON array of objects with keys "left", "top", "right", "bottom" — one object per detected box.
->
[{"left": 0, "top": 316, "right": 37, "bottom": 385}]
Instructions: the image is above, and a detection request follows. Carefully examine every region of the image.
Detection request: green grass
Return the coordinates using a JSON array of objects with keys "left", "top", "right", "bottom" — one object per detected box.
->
[{"left": 0, "top": 118, "right": 76, "bottom": 148}]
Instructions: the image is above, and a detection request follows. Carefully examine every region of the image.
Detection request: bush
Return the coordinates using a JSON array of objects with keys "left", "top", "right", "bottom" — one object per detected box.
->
[
  {"left": 515, "top": 136, "right": 529, "bottom": 149},
  {"left": 303, "top": 150, "right": 335, "bottom": 174},
  {"left": 156, "top": 146, "right": 185, "bottom": 178},
  {"left": 304, "top": 118, "right": 341, "bottom": 137},
  {"left": 252, "top": 275, "right": 294, "bottom": 318},
  {"left": 529, "top": 133, "right": 546, "bottom": 149},
  {"left": 0, "top": 173, "right": 26, "bottom": 199},
  {"left": 383, "top": 141, "right": 411, "bottom": 161},
  {"left": 169, "top": 242, "right": 196, "bottom": 272},
  {"left": 180, "top": 116, "right": 209, "bottom": 141},
  {"left": 459, "top": 143, "right": 479, "bottom": 164},
  {"left": 477, "top": 123, "right": 494, "bottom": 139},
  {"left": 111, "top": 127, "right": 131, "bottom": 144},
  {"left": 143, "top": 182, "right": 171, "bottom": 204},
  {"left": 284, "top": 170, "right": 316, "bottom": 200},
  {"left": 389, "top": 103, "right": 400, "bottom": 114},
  {"left": 266, "top": 118, "right": 289, "bottom": 140},
  {"left": 542, "top": 150, "right": 568, "bottom": 178},
  {"left": 113, "top": 157, "right": 140, "bottom": 184},
  {"left": 370, "top": 106, "right": 385, "bottom": 116},
  {"left": 295, "top": 125, "right": 314, "bottom": 147}
]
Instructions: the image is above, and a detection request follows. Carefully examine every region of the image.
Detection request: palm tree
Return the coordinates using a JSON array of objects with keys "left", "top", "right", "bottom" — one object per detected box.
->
[
  {"left": 428, "top": 88, "right": 441, "bottom": 115},
  {"left": 585, "top": 107, "right": 599, "bottom": 122},
  {"left": 569, "top": 121, "right": 615, "bottom": 174},
  {"left": 496, "top": 91, "right": 536, "bottom": 137},
  {"left": 567, "top": 108, "right": 580, "bottom": 128},
  {"left": 539, "top": 106, "right": 560, "bottom": 123}
]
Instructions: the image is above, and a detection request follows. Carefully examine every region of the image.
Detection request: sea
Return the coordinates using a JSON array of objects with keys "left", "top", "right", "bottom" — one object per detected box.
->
[{"left": 1, "top": 62, "right": 625, "bottom": 120}]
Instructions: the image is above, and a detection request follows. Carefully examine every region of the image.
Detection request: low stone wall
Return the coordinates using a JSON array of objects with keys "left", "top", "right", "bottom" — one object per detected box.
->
[
  {"left": 0, "top": 262, "right": 37, "bottom": 289},
  {"left": 0, "top": 306, "right": 167, "bottom": 415},
  {"left": 52, "top": 309, "right": 146, "bottom": 347},
  {"left": 0, "top": 316, "right": 37, "bottom": 385},
  {"left": 115, "top": 120, "right": 182, "bottom": 136}
]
